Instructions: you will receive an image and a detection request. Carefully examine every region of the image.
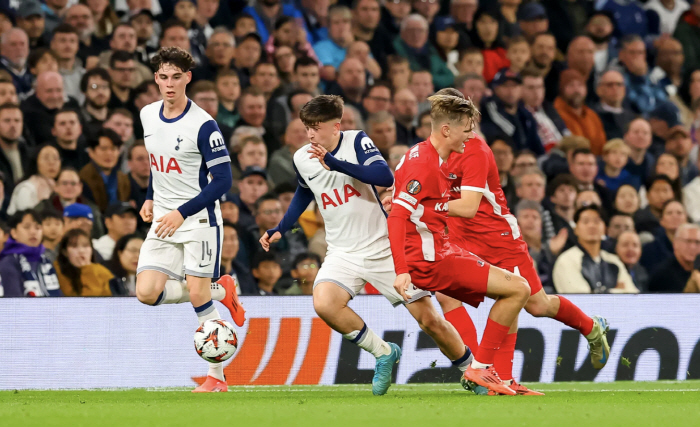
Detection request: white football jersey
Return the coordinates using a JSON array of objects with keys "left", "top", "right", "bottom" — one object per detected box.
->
[
  {"left": 141, "top": 99, "right": 230, "bottom": 231},
  {"left": 293, "top": 130, "right": 390, "bottom": 260}
]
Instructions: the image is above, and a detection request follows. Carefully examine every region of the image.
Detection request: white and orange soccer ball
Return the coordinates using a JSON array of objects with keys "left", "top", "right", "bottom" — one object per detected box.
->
[{"left": 194, "top": 319, "right": 239, "bottom": 363}]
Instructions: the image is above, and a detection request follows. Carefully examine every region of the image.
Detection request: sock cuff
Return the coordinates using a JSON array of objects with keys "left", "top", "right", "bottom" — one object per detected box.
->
[
  {"left": 154, "top": 290, "right": 165, "bottom": 306},
  {"left": 451, "top": 346, "right": 472, "bottom": 366},
  {"left": 443, "top": 305, "right": 466, "bottom": 319},
  {"left": 343, "top": 324, "right": 367, "bottom": 343},
  {"left": 194, "top": 300, "right": 214, "bottom": 314},
  {"left": 486, "top": 317, "right": 511, "bottom": 334}
]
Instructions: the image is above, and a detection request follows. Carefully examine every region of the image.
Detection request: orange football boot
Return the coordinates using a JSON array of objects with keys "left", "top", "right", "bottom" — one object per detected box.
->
[
  {"left": 464, "top": 366, "right": 516, "bottom": 396},
  {"left": 217, "top": 275, "right": 246, "bottom": 327},
  {"left": 192, "top": 376, "right": 228, "bottom": 393}
]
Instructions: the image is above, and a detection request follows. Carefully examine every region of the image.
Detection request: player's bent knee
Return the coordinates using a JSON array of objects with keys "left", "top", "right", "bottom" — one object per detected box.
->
[
  {"left": 513, "top": 277, "right": 530, "bottom": 302},
  {"left": 416, "top": 309, "right": 444, "bottom": 334},
  {"left": 435, "top": 292, "right": 462, "bottom": 313},
  {"left": 135, "top": 286, "right": 159, "bottom": 305}
]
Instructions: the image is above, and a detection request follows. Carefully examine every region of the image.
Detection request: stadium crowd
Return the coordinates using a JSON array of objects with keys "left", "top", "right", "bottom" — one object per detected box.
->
[{"left": 0, "top": 0, "right": 699, "bottom": 297}]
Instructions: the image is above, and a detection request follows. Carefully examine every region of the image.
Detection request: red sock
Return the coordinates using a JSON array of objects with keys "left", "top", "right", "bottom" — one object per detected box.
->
[
  {"left": 555, "top": 296, "right": 594, "bottom": 336},
  {"left": 475, "top": 318, "right": 510, "bottom": 365},
  {"left": 493, "top": 333, "right": 517, "bottom": 381},
  {"left": 444, "top": 306, "right": 479, "bottom": 352}
]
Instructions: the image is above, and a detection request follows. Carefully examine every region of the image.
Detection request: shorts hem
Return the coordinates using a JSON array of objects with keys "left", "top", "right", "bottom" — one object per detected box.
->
[
  {"left": 396, "top": 290, "right": 432, "bottom": 306},
  {"left": 137, "top": 266, "right": 184, "bottom": 281},
  {"left": 314, "top": 279, "right": 356, "bottom": 298},
  {"left": 184, "top": 269, "right": 217, "bottom": 278}
]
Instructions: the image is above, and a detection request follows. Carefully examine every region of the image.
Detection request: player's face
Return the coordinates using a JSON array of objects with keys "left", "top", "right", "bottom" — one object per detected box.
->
[
  {"left": 42, "top": 218, "right": 64, "bottom": 242},
  {"left": 155, "top": 63, "right": 192, "bottom": 104},
  {"left": 221, "top": 226, "right": 239, "bottom": 260},
  {"left": 306, "top": 120, "right": 340, "bottom": 149},
  {"left": 65, "top": 235, "right": 93, "bottom": 268},
  {"left": 11, "top": 214, "right": 42, "bottom": 247},
  {"left": 445, "top": 117, "right": 474, "bottom": 154},
  {"left": 118, "top": 237, "right": 142, "bottom": 273}
]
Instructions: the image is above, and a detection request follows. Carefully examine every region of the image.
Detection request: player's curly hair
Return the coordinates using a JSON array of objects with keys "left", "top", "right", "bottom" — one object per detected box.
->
[
  {"left": 150, "top": 46, "right": 196, "bottom": 73},
  {"left": 427, "top": 93, "right": 480, "bottom": 126},
  {"left": 299, "top": 95, "right": 344, "bottom": 128}
]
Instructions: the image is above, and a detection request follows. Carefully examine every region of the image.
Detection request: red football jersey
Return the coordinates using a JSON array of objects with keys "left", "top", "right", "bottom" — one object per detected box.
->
[
  {"left": 388, "top": 139, "right": 451, "bottom": 274},
  {"left": 446, "top": 135, "right": 520, "bottom": 239}
]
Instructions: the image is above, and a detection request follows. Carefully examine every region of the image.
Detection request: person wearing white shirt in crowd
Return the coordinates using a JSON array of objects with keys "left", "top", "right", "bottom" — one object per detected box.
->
[
  {"left": 92, "top": 202, "right": 138, "bottom": 261},
  {"left": 644, "top": 0, "right": 689, "bottom": 35},
  {"left": 684, "top": 154, "right": 700, "bottom": 222}
]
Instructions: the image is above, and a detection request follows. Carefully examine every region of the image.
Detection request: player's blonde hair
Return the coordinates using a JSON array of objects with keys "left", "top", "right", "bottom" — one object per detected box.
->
[{"left": 428, "top": 93, "right": 480, "bottom": 126}]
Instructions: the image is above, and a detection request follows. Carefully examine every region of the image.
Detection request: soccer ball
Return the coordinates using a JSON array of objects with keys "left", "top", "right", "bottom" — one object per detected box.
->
[{"left": 194, "top": 319, "right": 239, "bottom": 363}]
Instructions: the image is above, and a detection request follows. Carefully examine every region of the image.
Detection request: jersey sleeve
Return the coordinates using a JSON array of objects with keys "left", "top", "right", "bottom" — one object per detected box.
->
[
  {"left": 353, "top": 131, "right": 384, "bottom": 166},
  {"left": 391, "top": 160, "right": 429, "bottom": 214},
  {"left": 293, "top": 161, "right": 308, "bottom": 188},
  {"left": 197, "top": 120, "right": 231, "bottom": 169},
  {"left": 458, "top": 145, "right": 490, "bottom": 193}
]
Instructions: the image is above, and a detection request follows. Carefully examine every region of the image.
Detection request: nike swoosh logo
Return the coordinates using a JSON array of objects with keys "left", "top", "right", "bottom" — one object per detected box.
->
[
  {"left": 199, "top": 263, "right": 212, "bottom": 268},
  {"left": 145, "top": 134, "right": 153, "bottom": 138},
  {"left": 308, "top": 173, "right": 321, "bottom": 181}
]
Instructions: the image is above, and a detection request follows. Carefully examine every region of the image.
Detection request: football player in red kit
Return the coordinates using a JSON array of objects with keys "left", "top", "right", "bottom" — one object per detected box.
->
[
  {"left": 433, "top": 88, "right": 611, "bottom": 395},
  {"left": 388, "top": 94, "right": 531, "bottom": 396}
]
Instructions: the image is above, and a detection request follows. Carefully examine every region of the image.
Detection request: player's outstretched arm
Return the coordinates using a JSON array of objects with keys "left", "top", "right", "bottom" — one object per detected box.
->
[
  {"left": 447, "top": 189, "right": 483, "bottom": 219},
  {"left": 259, "top": 184, "right": 315, "bottom": 252}
]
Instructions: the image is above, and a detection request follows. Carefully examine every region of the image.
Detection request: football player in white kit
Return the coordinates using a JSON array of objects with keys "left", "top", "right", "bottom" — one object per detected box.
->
[
  {"left": 135, "top": 47, "right": 245, "bottom": 393},
  {"left": 260, "top": 95, "right": 473, "bottom": 395}
]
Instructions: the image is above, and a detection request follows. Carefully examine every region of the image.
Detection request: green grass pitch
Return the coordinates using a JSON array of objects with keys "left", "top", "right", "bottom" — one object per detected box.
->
[{"left": 2, "top": 381, "right": 699, "bottom": 427}]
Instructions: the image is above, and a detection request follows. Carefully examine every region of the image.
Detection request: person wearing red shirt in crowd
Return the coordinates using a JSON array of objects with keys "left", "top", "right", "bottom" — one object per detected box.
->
[
  {"left": 388, "top": 93, "right": 529, "bottom": 396},
  {"left": 437, "top": 89, "right": 611, "bottom": 395}
]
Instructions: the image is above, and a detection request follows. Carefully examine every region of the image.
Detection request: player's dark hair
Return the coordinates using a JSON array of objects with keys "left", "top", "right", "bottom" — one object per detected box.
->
[
  {"left": 27, "top": 48, "right": 59, "bottom": 72},
  {"left": 110, "top": 50, "right": 135, "bottom": 68},
  {"left": 299, "top": 95, "right": 344, "bottom": 128},
  {"left": 571, "top": 148, "right": 594, "bottom": 162},
  {"left": 547, "top": 173, "right": 578, "bottom": 198},
  {"left": 89, "top": 128, "right": 123, "bottom": 150},
  {"left": 254, "top": 192, "right": 280, "bottom": 212},
  {"left": 56, "top": 229, "right": 97, "bottom": 295},
  {"left": 52, "top": 23, "right": 79, "bottom": 39},
  {"left": 286, "top": 89, "right": 312, "bottom": 111},
  {"left": 574, "top": 204, "right": 604, "bottom": 224},
  {"left": 252, "top": 251, "right": 279, "bottom": 270},
  {"left": 80, "top": 67, "right": 112, "bottom": 93},
  {"left": 293, "top": 252, "right": 321, "bottom": 268},
  {"left": 274, "top": 182, "right": 297, "bottom": 195},
  {"left": 127, "top": 140, "right": 146, "bottom": 160},
  {"left": 8, "top": 209, "right": 42, "bottom": 230},
  {"left": 40, "top": 208, "right": 64, "bottom": 223},
  {"left": 428, "top": 93, "right": 480, "bottom": 125},
  {"left": 294, "top": 56, "right": 319, "bottom": 72},
  {"left": 150, "top": 46, "right": 196, "bottom": 73}
]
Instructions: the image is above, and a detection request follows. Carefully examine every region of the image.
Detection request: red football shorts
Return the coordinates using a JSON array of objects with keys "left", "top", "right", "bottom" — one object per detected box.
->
[
  {"left": 408, "top": 245, "right": 490, "bottom": 307},
  {"left": 450, "top": 232, "right": 543, "bottom": 296}
]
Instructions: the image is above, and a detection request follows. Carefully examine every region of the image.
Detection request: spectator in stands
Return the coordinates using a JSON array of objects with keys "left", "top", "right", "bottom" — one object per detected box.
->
[
  {"left": 640, "top": 199, "right": 688, "bottom": 273},
  {"left": 392, "top": 88, "right": 419, "bottom": 145},
  {"left": 381, "top": 0, "right": 411, "bottom": 36},
  {"left": 292, "top": 56, "right": 321, "bottom": 97},
  {"left": 275, "top": 183, "right": 296, "bottom": 214},
  {"left": 615, "top": 230, "right": 649, "bottom": 292},
  {"left": 191, "top": 28, "right": 236, "bottom": 83},
  {"left": 553, "top": 205, "right": 638, "bottom": 294},
  {"left": 366, "top": 111, "right": 397, "bottom": 156},
  {"left": 530, "top": 32, "right": 564, "bottom": 103},
  {"left": 515, "top": 199, "right": 559, "bottom": 288},
  {"left": 93, "top": 202, "right": 138, "bottom": 261},
  {"left": 665, "top": 125, "right": 698, "bottom": 185},
  {"left": 220, "top": 221, "right": 256, "bottom": 295},
  {"left": 99, "top": 24, "right": 151, "bottom": 85},
  {"left": 79, "top": 68, "right": 111, "bottom": 143},
  {"left": 469, "top": 7, "right": 508, "bottom": 84},
  {"left": 684, "top": 155, "right": 700, "bottom": 222},
  {"left": 454, "top": 73, "right": 486, "bottom": 108},
  {"left": 171, "top": 0, "right": 206, "bottom": 65},
  {"left": 504, "top": 36, "right": 530, "bottom": 76},
  {"left": 107, "top": 50, "right": 136, "bottom": 110},
  {"left": 0, "top": 76, "right": 18, "bottom": 105},
  {"left": 634, "top": 174, "right": 676, "bottom": 234},
  {"left": 250, "top": 63, "right": 281, "bottom": 103},
  {"left": 285, "top": 252, "right": 321, "bottom": 295},
  {"left": 26, "top": 48, "right": 59, "bottom": 83},
  {"left": 569, "top": 148, "right": 612, "bottom": 213},
  {"left": 674, "top": 2, "right": 700, "bottom": 74},
  {"left": 296, "top": 0, "right": 328, "bottom": 45},
  {"left": 64, "top": 3, "right": 108, "bottom": 62},
  {"left": 235, "top": 166, "right": 269, "bottom": 231},
  {"left": 515, "top": 169, "right": 546, "bottom": 206},
  {"left": 21, "top": 71, "right": 79, "bottom": 145},
  {"left": 266, "top": 15, "right": 318, "bottom": 66},
  {"left": 105, "top": 234, "right": 143, "bottom": 297},
  {"left": 243, "top": 0, "right": 307, "bottom": 45},
  {"left": 0, "top": 104, "right": 30, "bottom": 202},
  {"left": 40, "top": 208, "right": 63, "bottom": 263},
  {"left": 7, "top": 145, "right": 61, "bottom": 215},
  {"left": 62, "top": 203, "right": 94, "bottom": 236},
  {"left": 596, "top": 139, "right": 640, "bottom": 192},
  {"left": 55, "top": 228, "right": 113, "bottom": 296},
  {"left": 434, "top": 16, "right": 460, "bottom": 74},
  {"left": 159, "top": 20, "right": 191, "bottom": 52},
  {"left": 595, "top": 69, "right": 636, "bottom": 140},
  {"left": 251, "top": 251, "right": 282, "bottom": 295},
  {"left": 623, "top": 118, "right": 655, "bottom": 184},
  {"left": 215, "top": 71, "right": 240, "bottom": 130},
  {"left": 0, "top": 209, "right": 61, "bottom": 297},
  {"left": 80, "top": 128, "right": 130, "bottom": 213},
  {"left": 233, "top": 135, "right": 267, "bottom": 183},
  {"left": 189, "top": 80, "right": 221, "bottom": 122},
  {"left": 386, "top": 54, "right": 411, "bottom": 92},
  {"left": 17, "top": 1, "right": 48, "bottom": 50},
  {"left": 51, "top": 108, "right": 89, "bottom": 171},
  {"left": 616, "top": 35, "right": 667, "bottom": 117},
  {"left": 393, "top": 14, "right": 453, "bottom": 89},
  {"left": 235, "top": 88, "right": 277, "bottom": 153},
  {"left": 0, "top": 28, "right": 32, "bottom": 100},
  {"left": 521, "top": 68, "right": 569, "bottom": 153},
  {"left": 345, "top": 40, "right": 382, "bottom": 82},
  {"left": 613, "top": 184, "right": 640, "bottom": 217},
  {"left": 269, "top": 119, "right": 308, "bottom": 187},
  {"left": 608, "top": 213, "right": 635, "bottom": 241},
  {"left": 314, "top": 5, "right": 353, "bottom": 80},
  {"left": 219, "top": 193, "right": 239, "bottom": 224},
  {"left": 42, "top": 0, "right": 68, "bottom": 34},
  {"left": 547, "top": 173, "right": 578, "bottom": 229},
  {"left": 409, "top": 70, "right": 434, "bottom": 113},
  {"left": 284, "top": 89, "right": 313, "bottom": 121},
  {"left": 362, "top": 83, "right": 393, "bottom": 117},
  {"left": 231, "top": 32, "right": 263, "bottom": 89},
  {"left": 388, "top": 145, "right": 409, "bottom": 172},
  {"left": 327, "top": 58, "right": 366, "bottom": 114},
  {"left": 516, "top": 2, "right": 549, "bottom": 42},
  {"left": 456, "top": 48, "right": 484, "bottom": 76},
  {"left": 554, "top": 69, "right": 607, "bottom": 156},
  {"left": 103, "top": 109, "right": 134, "bottom": 153},
  {"left": 566, "top": 36, "right": 597, "bottom": 104},
  {"left": 652, "top": 38, "right": 684, "bottom": 101},
  {"left": 481, "top": 69, "right": 544, "bottom": 155},
  {"left": 415, "top": 110, "right": 431, "bottom": 142},
  {"left": 50, "top": 24, "right": 84, "bottom": 103},
  {"left": 511, "top": 150, "right": 538, "bottom": 178},
  {"left": 341, "top": 104, "right": 364, "bottom": 131},
  {"left": 126, "top": 141, "right": 149, "bottom": 216},
  {"left": 486, "top": 137, "right": 515, "bottom": 205},
  {"left": 647, "top": 100, "right": 683, "bottom": 157},
  {"left": 685, "top": 255, "right": 700, "bottom": 293},
  {"left": 649, "top": 223, "right": 700, "bottom": 292},
  {"left": 130, "top": 11, "right": 156, "bottom": 59}
]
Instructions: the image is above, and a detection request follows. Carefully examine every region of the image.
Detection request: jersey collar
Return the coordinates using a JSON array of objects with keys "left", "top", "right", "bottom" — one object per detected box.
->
[
  {"left": 330, "top": 131, "right": 343, "bottom": 156},
  {"left": 159, "top": 99, "right": 192, "bottom": 123}
]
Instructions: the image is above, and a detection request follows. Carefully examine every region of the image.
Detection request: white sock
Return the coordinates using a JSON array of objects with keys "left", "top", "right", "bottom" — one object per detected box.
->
[
  {"left": 342, "top": 324, "right": 391, "bottom": 358},
  {"left": 194, "top": 300, "right": 225, "bottom": 382},
  {"left": 470, "top": 359, "right": 490, "bottom": 369},
  {"left": 451, "top": 346, "right": 473, "bottom": 372},
  {"left": 157, "top": 280, "right": 190, "bottom": 304},
  {"left": 210, "top": 281, "right": 225, "bottom": 301}
]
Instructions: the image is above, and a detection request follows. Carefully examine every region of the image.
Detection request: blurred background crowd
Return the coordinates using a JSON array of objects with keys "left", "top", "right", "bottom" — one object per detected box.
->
[{"left": 0, "top": 0, "right": 699, "bottom": 297}]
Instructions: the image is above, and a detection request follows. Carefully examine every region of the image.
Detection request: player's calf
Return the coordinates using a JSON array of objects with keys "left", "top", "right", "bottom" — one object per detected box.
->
[{"left": 524, "top": 290, "right": 560, "bottom": 318}]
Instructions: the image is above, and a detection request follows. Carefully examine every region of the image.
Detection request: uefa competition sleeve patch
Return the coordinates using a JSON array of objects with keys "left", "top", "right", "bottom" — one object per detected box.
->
[
  {"left": 398, "top": 191, "right": 417, "bottom": 205},
  {"left": 406, "top": 180, "right": 422, "bottom": 194},
  {"left": 209, "top": 131, "right": 226, "bottom": 152}
]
